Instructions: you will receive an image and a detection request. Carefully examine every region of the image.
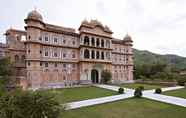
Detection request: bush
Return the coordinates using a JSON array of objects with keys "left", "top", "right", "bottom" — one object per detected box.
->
[
  {"left": 118, "top": 87, "right": 124, "bottom": 94},
  {"left": 155, "top": 88, "right": 162, "bottom": 94},
  {"left": 177, "top": 79, "right": 186, "bottom": 86},
  {"left": 138, "top": 86, "right": 144, "bottom": 91},
  {"left": 101, "top": 70, "right": 112, "bottom": 84},
  {"left": 0, "top": 90, "right": 62, "bottom": 118},
  {"left": 134, "top": 88, "right": 142, "bottom": 98}
]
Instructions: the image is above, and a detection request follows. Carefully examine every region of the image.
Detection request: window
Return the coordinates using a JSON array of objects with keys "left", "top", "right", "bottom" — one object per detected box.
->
[
  {"left": 106, "top": 40, "right": 110, "bottom": 48},
  {"left": 84, "top": 36, "right": 89, "bottom": 45},
  {"left": 45, "top": 51, "right": 48, "bottom": 56},
  {"left": 96, "top": 38, "right": 100, "bottom": 47},
  {"left": 72, "top": 40, "right": 76, "bottom": 45},
  {"left": 45, "top": 63, "right": 48, "bottom": 67},
  {"left": 39, "top": 37, "right": 42, "bottom": 41},
  {"left": 54, "top": 52, "right": 58, "bottom": 57},
  {"left": 28, "top": 35, "right": 31, "bottom": 40},
  {"left": 91, "top": 50, "right": 95, "bottom": 59},
  {"left": 63, "top": 39, "right": 66, "bottom": 44},
  {"left": 54, "top": 38, "right": 58, "bottom": 43},
  {"left": 21, "top": 55, "right": 25, "bottom": 62},
  {"left": 28, "top": 62, "right": 30, "bottom": 66},
  {"left": 40, "top": 62, "right": 42, "bottom": 66},
  {"left": 63, "top": 53, "right": 66, "bottom": 58},
  {"left": 72, "top": 52, "right": 76, "bottom": 58},
  {"left": 45, "top": 36, "right": 49, "bottom": 42},
  {"left": 63, "top": 64, "right": 66, "bottom": 68},
  {"left": 28, "top": 50, "right": 30, "bottom": 53},
  {"left": 91, "top": 37, "right": 95, "bottom": 46},
  {"left": 101, "top": 52, "right": 104, "bottom": 59},
  {"left": 72, "top": 64, "right": 75, "bottom": 68},
  {"left": 106, "top": 52, "right": 110, "bottom": 59},
  {"left": 54, "top": 63, "right": 57, "bottom": 67},
  {"left": 101, "top": 39, "right": 104, "bottom": 47},
  {"left": 96, "top": 51, "right": 99, "bottom": 59},
  {"left": 84, "top": 49, "right": 90, "bottom": 59},
  {"left": 15, "top": 55, "right": 19, "bottom": 62},
  {"left": 40, "top": 50, "right": 42, "bottom": 54}
]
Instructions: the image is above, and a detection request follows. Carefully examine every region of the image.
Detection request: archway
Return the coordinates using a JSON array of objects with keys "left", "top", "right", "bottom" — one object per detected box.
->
[{"left": 91, "top": 69, "right": 99, "bottom": 83}]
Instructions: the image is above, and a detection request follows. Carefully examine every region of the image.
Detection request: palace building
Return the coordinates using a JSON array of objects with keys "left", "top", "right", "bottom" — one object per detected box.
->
[{"left": 4, "top": 10, "right": 134, "bottom": 90}]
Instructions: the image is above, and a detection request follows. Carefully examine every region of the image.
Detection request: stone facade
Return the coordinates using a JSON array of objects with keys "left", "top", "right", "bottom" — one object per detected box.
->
[{"left": 4, "top": 10, "right": 134, "bottom": 90}]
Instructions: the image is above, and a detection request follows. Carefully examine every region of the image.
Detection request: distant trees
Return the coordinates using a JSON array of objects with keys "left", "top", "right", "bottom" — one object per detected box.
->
[{"left": 134, "top": 62, "right": 184, "bottom": 81}]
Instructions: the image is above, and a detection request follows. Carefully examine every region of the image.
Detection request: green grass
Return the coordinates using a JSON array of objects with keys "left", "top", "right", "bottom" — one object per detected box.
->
[
  {"left": 62, "top": 98, "right": 186, "bottom": 118},
  {"left": 163, "top": 88, "right": 186, "bottom": 99},
  {"left": 121, "top": 83, "right": 164, "bottom": 90},
  {"left": 46, "top": 86, "right": 117, "bottom": 104}
]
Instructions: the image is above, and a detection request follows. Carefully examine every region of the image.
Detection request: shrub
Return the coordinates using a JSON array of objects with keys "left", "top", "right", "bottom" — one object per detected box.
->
[
  {"left": 155, "top": 88, "right": 162, "bottom": 94},
  {"left": 134, "top": 88, "right": 142, "bottom": 98},
  {"left": 101, "top": 70, "right": 112, "bottom": 84},
  {"left": 138, "top": 86, "right": 144, "bottom": 91},
  {"left": 118, "top": 87, "right": 124, "bottom": 94},
  {"left": 177, "top": 79, "right": 186, "bottom": 86},
  {"left": 0, "top": 90, "right": 62, "bottom": 118}
]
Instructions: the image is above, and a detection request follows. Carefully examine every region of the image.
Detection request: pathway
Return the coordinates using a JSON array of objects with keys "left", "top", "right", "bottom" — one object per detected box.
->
[
  {"left": 66, "top": 93, "right": 133, "bottom": 110},
  {"left": 65, "top": 84, "right": 186, "bottom": 110}
]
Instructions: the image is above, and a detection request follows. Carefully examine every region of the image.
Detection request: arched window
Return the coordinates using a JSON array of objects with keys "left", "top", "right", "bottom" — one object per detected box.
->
[
  {"left": 84, "top": 36, "right": 89, "bottom": 45},
  {"left": 84, "top": 49, "right": 90, "bottom": 59},
  {"left": 96, "top": 51, "right": 99, "bottom": 59},
  {"left": 106, "top": 52, "right": 110, "bottom": 59},
  {"left": 96, "top": 38, "right": 100, "bottom": 47},
  {"left": 91, "top": 50, "right": 95, "bottom": 59},
  {"left": 21, "top": 55, "right": 25, "bottom": 62},
  {"left": 101, "top": 52, "right": 104, "bottom": 59},
  {"left": 101, "top": 39, "right": 104, "bottom": 47},
  {"left": 91, "top": 37, "right": 95, "bottom": 46},
  {"left": 15, "top": 55, "right": 19, "bottom": 62},
  {"left": 106, "top": 40, "right": 110, "bottom": 48}
]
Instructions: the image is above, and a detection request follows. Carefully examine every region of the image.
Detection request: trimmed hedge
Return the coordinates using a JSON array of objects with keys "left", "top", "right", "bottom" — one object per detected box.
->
[
  {"left": 155, "top": 88, "right": 162, "bottom": 94},
  {"left": 134, "top": 88, "right": 142, "bottom": 98},
  {"left": 118, "top": 87, "right": 124, "bottom": 94}
]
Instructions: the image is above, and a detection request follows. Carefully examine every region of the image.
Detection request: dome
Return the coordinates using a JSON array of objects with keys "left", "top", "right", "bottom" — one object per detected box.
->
[
  {"left": 123, "top": 34, "right": 133, "bottom": 42},
  {"left": 27, "top": 10, "right": 43, "bottom": 22}
]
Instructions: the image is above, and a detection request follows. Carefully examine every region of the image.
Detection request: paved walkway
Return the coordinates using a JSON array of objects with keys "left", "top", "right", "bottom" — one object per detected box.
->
[
  {"left": 143, "top": 93, "right": 186, "bottom": 107},
  {"left": 66, "top": 93, "right": 133, "bottom": 110},
  {"left": 65, "top": 84, "right": 186, "bottom": 110},
  {"left": 94, "top": 84, "right": 134, "bottom": 93},
  {"left": 144, "top": 86, "right": 184, "bottom": 93}
]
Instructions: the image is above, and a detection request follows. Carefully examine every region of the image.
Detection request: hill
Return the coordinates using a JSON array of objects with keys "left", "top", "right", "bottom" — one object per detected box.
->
[{"left": 133, "top": 49, "right": 186, "bottom": 70}]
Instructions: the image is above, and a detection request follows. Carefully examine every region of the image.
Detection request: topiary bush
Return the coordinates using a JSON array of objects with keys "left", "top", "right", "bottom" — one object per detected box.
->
[
  {"left": 155, "top": 88, "right": 162, "bottom": 94},
  {"left": 138, "top": 86, "right": 144, "bottom": 91},
  {"left": 134, "top": 88, "right": 142, "bottom": 98},
  {"left": 118, "top": 87, "right": 124, "bottom": 94}
]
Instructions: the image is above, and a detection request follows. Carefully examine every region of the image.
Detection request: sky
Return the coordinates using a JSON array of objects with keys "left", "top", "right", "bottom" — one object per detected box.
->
[{"left": 1, "top": 0, "right": 186, "bottom": 57}]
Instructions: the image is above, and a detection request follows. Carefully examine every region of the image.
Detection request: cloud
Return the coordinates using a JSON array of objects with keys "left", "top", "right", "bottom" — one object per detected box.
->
[{"left": 0, "top": 0, "right": 186, "bottom": 57}]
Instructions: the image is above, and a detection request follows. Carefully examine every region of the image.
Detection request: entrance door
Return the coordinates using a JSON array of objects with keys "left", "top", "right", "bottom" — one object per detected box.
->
[{"left": 91, "top": 69, "right": 99, "bottom": 83}]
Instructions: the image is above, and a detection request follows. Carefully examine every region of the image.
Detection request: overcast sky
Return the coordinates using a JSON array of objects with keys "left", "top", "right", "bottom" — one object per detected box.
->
[{"left": 1, "top": 0, "right": 186, "bottom": 57}]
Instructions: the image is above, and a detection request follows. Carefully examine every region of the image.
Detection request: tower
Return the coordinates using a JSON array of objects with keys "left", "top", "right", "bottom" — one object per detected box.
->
[{"left": 24, "top": 9, "right": 44, "bottom": 89}]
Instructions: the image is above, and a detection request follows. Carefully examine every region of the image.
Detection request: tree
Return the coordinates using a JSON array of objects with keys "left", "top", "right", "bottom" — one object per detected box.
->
[
  {"left": 0, "top": 90, "right": 62, "bottom": 118},
  {"left": 0, "top": 57, "right": 14, "bottom": 95},
  {"left": 101, "top": 70, "right": 112, "bottom": 84}
]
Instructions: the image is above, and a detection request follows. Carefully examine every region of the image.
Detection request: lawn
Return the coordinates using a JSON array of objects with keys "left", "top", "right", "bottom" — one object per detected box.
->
[
  {"left": 121, "top": 83, "right": 164, "bottom": 90},
  {"left": 62, "top": 98, "right": 186, "bottom": 118},
  {"left": 45, "top": 86, "right": 117, "bottom": 104},
  {"left": 163, "top": 88, "right": 186, "bottom": 99}
]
